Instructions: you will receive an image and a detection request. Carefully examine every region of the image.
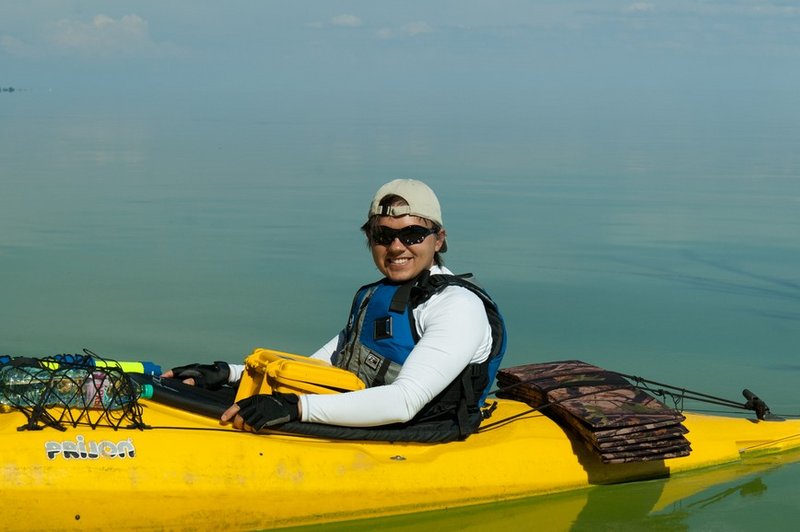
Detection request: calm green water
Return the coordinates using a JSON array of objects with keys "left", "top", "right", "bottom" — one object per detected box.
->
[
  {"left": 1, "top": 88, "right": 799, "bottom": 529},
  {"left": 288, "top": 450, "right": 800, "bottom": 531}
]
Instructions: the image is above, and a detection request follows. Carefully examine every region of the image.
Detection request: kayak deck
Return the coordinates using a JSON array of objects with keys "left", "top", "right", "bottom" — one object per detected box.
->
[{"left": 3, "top": 397, "right": 800, "bottom": 530}]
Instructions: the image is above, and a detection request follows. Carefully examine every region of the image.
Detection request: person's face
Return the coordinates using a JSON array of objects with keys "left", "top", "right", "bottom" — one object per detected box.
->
[{"left": 370, "top": 215, "right": 445, "bottom": 282}]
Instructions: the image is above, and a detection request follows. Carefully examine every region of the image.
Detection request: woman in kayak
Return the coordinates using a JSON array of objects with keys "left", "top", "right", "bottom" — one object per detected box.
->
[{"left": 165, "top": 179, "right": 505, "bottom": 439}]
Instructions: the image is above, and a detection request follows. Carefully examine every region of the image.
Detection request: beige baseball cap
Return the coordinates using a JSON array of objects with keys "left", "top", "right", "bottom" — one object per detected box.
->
[{"left": 368, "top": 179, "right": 443, "bottom": 226}]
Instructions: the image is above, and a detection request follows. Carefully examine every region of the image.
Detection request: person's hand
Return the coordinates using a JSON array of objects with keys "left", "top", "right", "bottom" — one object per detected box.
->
[
  {"left": 221, "top": 393, "right": 300, "bottom": 431},
  {"left": 162, "top": 361, "right": 230, "bottom": 390}
]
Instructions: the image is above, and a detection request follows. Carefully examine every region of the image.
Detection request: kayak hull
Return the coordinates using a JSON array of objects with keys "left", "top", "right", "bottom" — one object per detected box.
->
[{"left": 2, "top": 398, "right": 800, "bottom": 530}]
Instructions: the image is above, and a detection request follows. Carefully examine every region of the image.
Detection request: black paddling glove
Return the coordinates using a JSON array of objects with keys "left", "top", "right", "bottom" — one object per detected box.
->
[
  {"left": 236, "top": 393, "right": 300, "bottom": 430},
  {"left": 169, "top": 361, "right": 230, "bottom": 390}
]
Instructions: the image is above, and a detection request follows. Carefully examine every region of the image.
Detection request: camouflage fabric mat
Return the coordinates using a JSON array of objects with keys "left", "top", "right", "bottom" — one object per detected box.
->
[
  {"left": 496, "top": 360, "right": 691, "bottom": 463},
  {"left": 593, "top": 425, "right": 688, "bottom": 448}
]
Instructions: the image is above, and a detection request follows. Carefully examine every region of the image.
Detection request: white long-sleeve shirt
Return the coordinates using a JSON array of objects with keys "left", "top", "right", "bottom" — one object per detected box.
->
[{"left": 229, "top": 266, "right": 493, "bottom": 427}]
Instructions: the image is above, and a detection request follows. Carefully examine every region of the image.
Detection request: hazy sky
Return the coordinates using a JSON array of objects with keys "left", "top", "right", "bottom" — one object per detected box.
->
[{"left": 2, "top": 1, "right": 799, "bottom": 95}]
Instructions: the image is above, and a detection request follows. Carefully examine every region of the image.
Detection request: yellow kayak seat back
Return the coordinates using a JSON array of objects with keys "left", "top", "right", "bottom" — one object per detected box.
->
[{"left": 235, "top": 348, "right": 366, "bottom": 402}]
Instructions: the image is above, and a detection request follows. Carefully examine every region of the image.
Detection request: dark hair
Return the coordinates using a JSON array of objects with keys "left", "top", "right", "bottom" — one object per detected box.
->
[{"left": 361, "top": 194, "right": 446, "bottom": 267}]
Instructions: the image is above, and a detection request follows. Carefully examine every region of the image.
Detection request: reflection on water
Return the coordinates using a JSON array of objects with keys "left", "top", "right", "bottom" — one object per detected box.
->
[{"left": 284, "top": 450, "right": 800, "bottom": 531}]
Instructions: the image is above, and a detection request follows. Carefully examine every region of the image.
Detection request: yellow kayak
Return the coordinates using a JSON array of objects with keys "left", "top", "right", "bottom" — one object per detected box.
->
[{"left": 3, "top": 394, "right": 800, "bottom": 531}]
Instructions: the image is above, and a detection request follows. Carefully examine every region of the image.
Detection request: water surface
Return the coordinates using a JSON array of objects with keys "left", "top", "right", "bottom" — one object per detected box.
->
[{"left": 1, "top": 87, "right": 798, "bottom": 529}]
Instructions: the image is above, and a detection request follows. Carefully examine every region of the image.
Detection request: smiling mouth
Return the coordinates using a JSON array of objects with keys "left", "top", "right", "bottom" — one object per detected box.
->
[{"left": 388, "top": 257, "right": 411, "bottom": 265}]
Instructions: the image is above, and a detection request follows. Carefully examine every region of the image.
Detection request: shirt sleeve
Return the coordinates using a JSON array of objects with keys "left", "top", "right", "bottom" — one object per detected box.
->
[
  {"left": 309, "top": 333, "right": 344, "bottom": 363},
  {"left": 299, "top": 286, "right": 492, "bottom": 426},
  {"left": 228, "top": 363, "right": 244, "bottom": 384}
]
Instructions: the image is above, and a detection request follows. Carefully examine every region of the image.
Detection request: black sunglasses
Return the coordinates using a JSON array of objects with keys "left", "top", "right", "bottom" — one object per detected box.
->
[{"left": 371, "top": 225, "right": 439, "bottom": 246}]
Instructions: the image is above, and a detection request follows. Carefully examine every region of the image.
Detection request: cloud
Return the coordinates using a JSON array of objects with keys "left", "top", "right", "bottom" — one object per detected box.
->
[
  {"left": 376, "top": 21, "right": 435, "bottom": 39},
  {"left": 1, "top": 35, "right": 38, "bottom": 57},
  {"left": 45, "top": 14, "right": 179, "bottom": 57},
  {"left": 307, "top": 13, "right": 363, "bottom": 30},
  {"left": 623, "top": 3, "right": 655, "bottom": 14},
  {"left": 403, "top": 21, "right": 434, "bottom": 36},
  {"left": 330, "top": 14, "right": 362, "bottom": 28}
]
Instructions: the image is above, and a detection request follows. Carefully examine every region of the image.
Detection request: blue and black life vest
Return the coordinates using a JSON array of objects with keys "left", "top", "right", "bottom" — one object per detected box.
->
[{"left": 324, "top": 270, "right": 507, "bottom": 440}]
